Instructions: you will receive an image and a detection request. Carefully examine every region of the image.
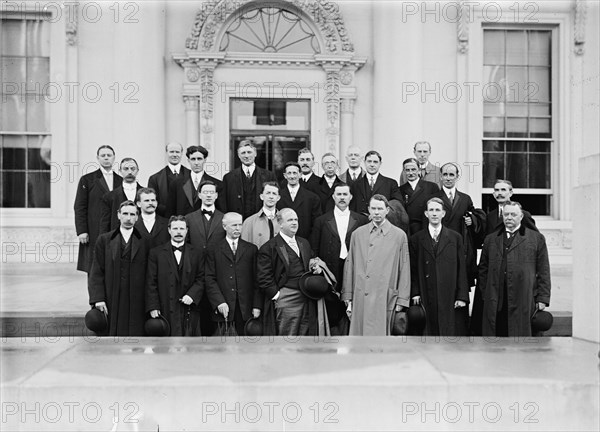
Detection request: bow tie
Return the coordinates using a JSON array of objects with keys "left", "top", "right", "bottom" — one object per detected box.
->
[
  {"left": 202, "top": 209, "right": 213, "bottom": 216},
  {"left": 172, "top": 245, "right": 184, "bottom": 252}
]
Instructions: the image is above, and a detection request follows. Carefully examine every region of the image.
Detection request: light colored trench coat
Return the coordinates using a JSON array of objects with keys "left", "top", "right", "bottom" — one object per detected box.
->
[{"left": 342, "top": 219, "right": 411, "bottom": 335}]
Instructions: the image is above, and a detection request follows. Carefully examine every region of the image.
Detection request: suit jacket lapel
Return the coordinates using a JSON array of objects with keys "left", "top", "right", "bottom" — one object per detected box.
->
[
  {"left": 507, "top": 233, "right": 525, "bottom": 253},
  {"left": 183, "top": 178, "right": 194, "bottom": 207},
  {"left": 436, "top": 228, "right": 450, "bottom": 256},
  {"left": 422, "top": 232, "right": 436, "bottom": 258},
  {"left": 298, "top": 240, "right": 309, "bottom": 269},
  {"left": 165, "top": 244, "right": 180, "bottom": 282},
  {"left": 452, "top": 191, "right": 461, "bottom": 209},
  {"left": 327, "top": 217, "right": 340, "bottom": 244},
  {"left": 275, "top": 236, "right": 290, "bottom": 268}
]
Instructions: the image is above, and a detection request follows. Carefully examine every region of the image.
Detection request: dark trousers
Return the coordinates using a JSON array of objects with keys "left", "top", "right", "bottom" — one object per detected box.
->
[{"left": 275, "top": 287, "right": 310, "bottom": 336}]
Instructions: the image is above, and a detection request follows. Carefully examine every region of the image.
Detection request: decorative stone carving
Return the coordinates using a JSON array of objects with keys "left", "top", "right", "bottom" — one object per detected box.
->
[
  {"left": 340, "top": 98, "right": 354, "bottom": 114},
  {"left": 186, "top": 0, "right": 355, "bottom": 54},
  {"left": 457, "top": 0, "right": 469, "bottom": 54},
  {"left": 574, "top": 0, "right": 587, "bottom": 55},
  {"left": 186, "top": 68, "right": 200, "bottom": 82},
  {"left": 340, "top": 71, "right": 352, "bottom": 85},
  {"left": 199, "top": 67, "right": 215, "bottom": 120},
  {"left": 325, "top": 71, "right": 340, "bottom": 125},
  {"left": 66, "top": 3, "right": 78, "bottom": 46}
]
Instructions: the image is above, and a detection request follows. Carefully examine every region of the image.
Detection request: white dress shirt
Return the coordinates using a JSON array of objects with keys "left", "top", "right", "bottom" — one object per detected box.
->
[
  {"left": 279, "top": 231, "right": 300, "bottom": 256},
  {"left": 171, "top": 240, "right": 185, "bottom": 264},
  {"left": 334, "top": 207, "right": 350, "bottom": 259},
  {"left": 122, "top": 183, "right": 137, "bottom": 201},
  {"left": 243, "top": 164, "right": 256, "bottom": 178},
  {"left": 288, "top": 184, "right": 300, "bottom": 201},
  {"left": 120, "top": 227, "right": 133, "bottom": 243},
  {"left": 442, "top": 186, "right": 456, "bottom": 202},
  {"left": 142, "top": 213, "right": 156, "bottom": 233},
  {"left": 169, "top": 164, "right": 182, "bottom": 175},
  {"left": 101, "top": 168, "right": 114, "bottom": 191}
]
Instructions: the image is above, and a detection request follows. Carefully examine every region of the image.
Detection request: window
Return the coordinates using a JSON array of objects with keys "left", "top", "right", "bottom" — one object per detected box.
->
[
  {"left": 482, "top": 28, "right": 554, "bottom": 215},
  {"left": 1, "top": 14, "right": 51, "bottom": 208}
]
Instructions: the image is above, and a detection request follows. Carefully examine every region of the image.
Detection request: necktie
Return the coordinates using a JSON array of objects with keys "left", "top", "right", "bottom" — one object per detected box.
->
[
  {"left": 172, "top": 246, "right": 183, "bottom": 264},
  {"left": 231, "top": 241, "right": 237, "bottom": 255},
  {"left": 448, "top": 191, "right": 454, "bottom": 204},
  {"left": 174, "top": 170, "right": 178, "bottom": 176},
  {"left": 172, "top": 245, "right": 184, "bottom": 252},
  {"left": 432, "top": 230, "right": 439, "bottom": 242},
  {"left": 420, "top": 168, "right": 426, "bottom": 179},
  {"left": 289, "top": 239, "right": 300, "bottom": 256},
  {"left": 369, "top": 176, "right": 375, "bottom": 190},
  {"left": 245, "top": 168, "right": 251, "bottom": 179},
  {"left": 193, "top": 176, "right": 199, "bottom": 191},
  {"left": 499, "top": 207, "right": 503, "bottom": 217},
  {"left": 351, "top": 173, "right": 356, "bottom": 181},
  {"left": 202, "top": 209, "right": 213, "bottom": 217}
]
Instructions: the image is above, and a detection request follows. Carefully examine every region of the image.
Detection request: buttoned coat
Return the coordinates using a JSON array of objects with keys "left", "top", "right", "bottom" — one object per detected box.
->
[
  {"left": 299, "top": 172, "right": 321, "bottom": 195},
  {"left": 339, "top": 168, "right": 366, "bottom": 188},
  {"left": 314, "top": 175, "right": 345, "bottom": 213},
  {"left": 205, "top": 238, "right": 260, "bottom": 323},
  {"left": 167, "top": 172, "right": 222, "bottom": 217},
  {"left": 399, "top": 179, "right": 440, "bottom": 235},
  {"left": 134, "top": 215, "right": 170, "bottom": 250},
  {"left": 185, "top": 209, "right": 226, "bottom": 253},
  {"left": 241, "top": 209, "right": 281, "bottom": 249},
  {"left": 257, "top": 234, "right": 312, "bottom": 335},
  {"left": 350, "top": 173, "right": 403, "bottom": 215},
  {"left": 478, "top": 226, "right": 551, "bottom": 337},
  {"left": 148, "top": 165, "right": 191, "bottom": 217},
  {"left": 74, "top": 169, "right": 122, "bottom": 272},
  {"left": 409, "top": 226, "right": 469, "bottom": 336},
  {"left": 221, "top": 166, "right": 277, "bottom": 218},
  {"left": 341, "top": 220, "right": 411, "bottom": 335},
  {"left": 277, "top": 185, "right": 322, "bottom": 239},
  {"left": 88, "top": 228, "right": 148, "bottom": 336},
  {"left": 145, "top": 242, "right": 205, "bottom": 336}
]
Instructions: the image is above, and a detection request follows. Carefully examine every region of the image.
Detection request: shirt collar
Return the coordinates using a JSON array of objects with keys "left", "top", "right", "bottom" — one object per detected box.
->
[
  {"left": 288, "top": 184, "right": 299, "bottom": 191},
  {"left": 408, "top": 178, "right": 419, "bottom": 189},
  {"left": 262, "top": 207, "right": 276, "bottom": 218},
  {"left": 123, "top": 182, "right": 137, "bottom": 190},
  {"left": 171, "top": 240, "right": 185, "bottom": 247},
  {"left": 279, "top": 231, "right": 296, "bottom": 244},
  {"left": 442, "top": 186, "right": 456, "bottom": 195},
  {"left": 370, "top": 218, "right": 389, "bottom": 233},
  {"left": 101, "top": 168, "right": 113, "bottom": 175},
  {"left": 428, "top": 224, "right": 441, "bottom": 236},
  {"left": 191, "top": 171, "right": 204, "bottom": 180},
  {"left": 142, "top": 212, "right": 155, "bottom": 220},
  {"left": 348, "top": 167, "right": 362, "bottom": 175},
  {"left": 120, "top": 227, "right": 133, "bottom": 239},
  {"left": 243, "top": 164, "right": 256, "bottom": 173},
  {"left": 168, "top": 163, "right": 181, "bottom": 174},
  {"left": 507, "top": 225, "right": 521, "bottom": 234},
  {"left": 334, "top": 207, "right": 350, "bottom": 217},
  {"left": 201, "top": 205, "right": 215, "bottom": 212}
]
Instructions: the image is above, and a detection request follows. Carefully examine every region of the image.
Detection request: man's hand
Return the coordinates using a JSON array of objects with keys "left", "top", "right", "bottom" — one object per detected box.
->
[
  {"left": 150, "top": 310, "right": 160, "bottom": 318},
  {"left": 395, "top": 304, "right": 403, "bottom": 312},
  {"left": 217, "top": 303, "right": 229, "bottom": 319},
  {"left": 412, "top": 296, "right": 421, "bottom": 305},
  {"left": 78, "top": 233, "right": 89, "bottom": 244},
  {"left": 252, "top": 308, "right": 261, "bottom": 318},
  {"left": 537, "top": 302, "right": 546, "bottom": 311},
  {"left": 464, "top": 215, "right": 473, "bottom": 226},
  {"left": 180, "top": 295, "right": 193, "bottom": 305},
  {"left": 95, "top": 302, "right": 108, "bottom": 315},
  {"left": 454, "top": 300, "right": 467, "bottom": 308},
  {"left": 345, "top": 301, "right": 352, "bottom": 318}
]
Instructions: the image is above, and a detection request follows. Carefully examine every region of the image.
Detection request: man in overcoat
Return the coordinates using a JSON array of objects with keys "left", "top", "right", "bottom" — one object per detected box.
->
[
  {"left": 221, "top": 140, "right": 277, "bottom": 220},
  {"left": 74, "top": 145, "right": 122, "bottom": 272},
  {"left": 146, "top": 216, "right": 204, "bottom": 336},
  {"left": 100, "top": 158, "right": 143, "bottom": 233},
  {"left": 478, "top": 201, "right": 551, "bottom": 337},
  {"left": 205, "top": 212, "right": 261, "bottom": 336},
  {"left": 409, "top": 198, "right": 469, "bottom": 336},
  {"left": 342, "top": 194, "right": 411, "bottom": 336},
  {"left": 339, "top": 146, "right": 365, "bottom": 188},
  {"left": 399, "top": 158, "right": 439, "bottom": 235},
  {"left": 241, "top": 181, "right": 281, "bottom": 249},
  {"left": 399, "top": 141, "right": 441, "bottom": 185},
  {"left": 309, "top": 183, "right": 368, "bottom": 335},
  {"left": 313, "top": 153, "right": 345, "bottom": 213},
  {"left": 147, "top": 142, "right": 190, "bottom": 217},
  {"left": 88, "top": 200, "right": 149, "bottom": 336}
]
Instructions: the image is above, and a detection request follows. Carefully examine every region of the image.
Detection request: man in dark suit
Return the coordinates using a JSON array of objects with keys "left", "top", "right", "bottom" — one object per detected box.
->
[
  {"left": 409, "top": 198, "right": 469, "bottom": 336},
  {"left": 339, "top": 146, "right": 365, "bottom": 188},
  {"left": 185, "top": 180, "right": 226, "bottom": 336},
  {"left": 205, "top": 212, "right": 261, "bottom": 336},
  {"left": 276, "top": 162, "right": 322, "bottom": 239},
  {"left": 147, "top": 142, "right": 190, "bottom": 217},
  {"left": 134, "top": 188, "right": 169, "bottom": 249},
  {"left": 146, "top": 216, "right": 205, "bottom": 336},
  {"left": 479, "top": 201, "right": 551, "bottom": 337},
  {"left": 399, "top": 141, "right": 441, "bottom": 185},
  {"left": 298, "top": 147, "right": 320, "bottom": 194},
  {"left": 314, "top": 153, "right": 344, "bottom": 213},
  {"left": 350, "top": 150, "right": 403, "bottom": 215},
  {"left": 221, "top": 140, "right": 277, "bottom": 220},
  {"left": 309, "top": 183, "right": 368, "bottom": 335},
  {"left": 74, "top": 145, "right": 123, "bottom": 272},
  {"left": 432, "top": 163, "right": 485, "bottom": 288},
  {"left": 471, "top": 178, "right": 537, "bottom": 335},
  {"left": 100, "top": 158, "right": 143, "bottom": 234},
  {"left": 88, "top": 200, "right": 149, "bottom": 336},
  {"left": 399, "top": 158, "right": 440, "bottom": 235},
  {"left": 257, "top": 208, "right": 321, "bottom": 336},
  {"left": 167, "top": 145, "right": 221, "bottom": 217}
]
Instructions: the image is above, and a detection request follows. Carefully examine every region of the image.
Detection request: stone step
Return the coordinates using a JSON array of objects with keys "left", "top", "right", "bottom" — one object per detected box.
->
[{"left": 0, "top": 311, "right": 573, "bottom": 338}]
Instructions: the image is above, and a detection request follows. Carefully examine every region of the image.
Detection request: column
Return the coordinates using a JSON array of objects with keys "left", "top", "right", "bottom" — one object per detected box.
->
[{"left": 183, "top": 96, "right": 200, "bottom": 147}]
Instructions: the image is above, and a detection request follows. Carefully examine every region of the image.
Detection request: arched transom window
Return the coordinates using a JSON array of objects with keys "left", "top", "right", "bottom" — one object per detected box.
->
[{"left": 219, "top": 6, "right": 320, "bottom": 54}]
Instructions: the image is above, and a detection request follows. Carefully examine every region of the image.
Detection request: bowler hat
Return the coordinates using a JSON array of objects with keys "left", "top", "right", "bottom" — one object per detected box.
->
[
  {"left": 531, "top": 310, "right": 553, "bottom": 332},
  {"left": 85, "top": 308, "right": 107, "bottom": 333},
  {"left": 299, "top": 272, "right": 329, "bottom": 300},
  {"left": 144, "top": 315, "right": 171, "bottom": 336},
  {"left": 407, "top": 304, "right": 426, "bottom": 333},
  {"left": 244, "top": 317, "right": 263, "bottom": 337}
]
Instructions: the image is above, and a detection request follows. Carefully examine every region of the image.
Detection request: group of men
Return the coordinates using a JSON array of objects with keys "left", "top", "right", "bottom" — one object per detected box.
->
[{"left": 75, "top": 139, "right": 551, "bottom": 338}]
